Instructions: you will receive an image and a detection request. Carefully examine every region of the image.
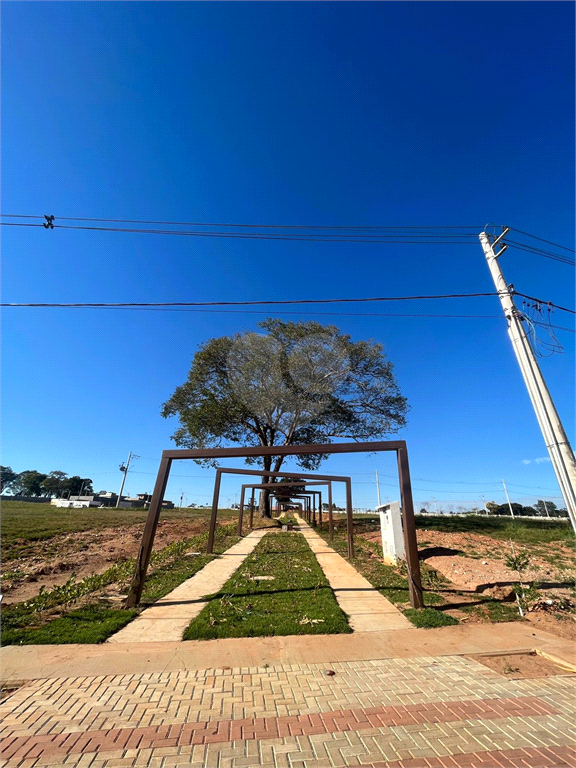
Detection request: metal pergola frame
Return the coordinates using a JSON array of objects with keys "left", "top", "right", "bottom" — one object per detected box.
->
[
  {"left": 207, "top": 467, "right": 352, "bottom": 557},
  {"left": 237, "top": 481, "right": 328, "bottom": 531},
  {"left": 124, "top": 440, "right": 423, "bottom": 609}
]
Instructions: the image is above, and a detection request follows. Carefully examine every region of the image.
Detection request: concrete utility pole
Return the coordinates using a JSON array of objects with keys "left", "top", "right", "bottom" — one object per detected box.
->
[
  {"left": 501, "top": 479, "right": 515, "bottom": 518},
  {"left": 116, "top": 451, "right": 135, "bottom": 508},
  {"left": 375, "top": 470, "right": 382, "bottom": 507},
  {"left": 543, "top": 499, "right": 550, "bottom": 518},
  {"left": 480, "top": 229, "right": 576, "bottom": 532}
]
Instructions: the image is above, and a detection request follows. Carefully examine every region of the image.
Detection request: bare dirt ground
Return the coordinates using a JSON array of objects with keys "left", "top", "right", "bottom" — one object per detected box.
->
[
  {"left": 468, "top": 651, "right": 575, "bottom": 679},
  {"left": 0, "top": 519, "right": 209, "bottom": 605},
  {"left": 360, "top": 527, "right": 575, "bottom": 639}
]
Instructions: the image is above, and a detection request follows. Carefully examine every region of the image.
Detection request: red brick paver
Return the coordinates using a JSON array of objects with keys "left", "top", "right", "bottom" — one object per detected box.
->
[
  {"left": 1, "top": 656, "right": 574, "bottom": 768},
  {"left": 0, "top": 695, "right": 562, "bottom": 764}
]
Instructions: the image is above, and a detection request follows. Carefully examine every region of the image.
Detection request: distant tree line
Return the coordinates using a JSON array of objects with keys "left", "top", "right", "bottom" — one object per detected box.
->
[
  {"left": 1, "top": 467, "right": 94, "bottom": 498},
  {"left": 485, "top": 499, "right": 568, "bottom": 518}
]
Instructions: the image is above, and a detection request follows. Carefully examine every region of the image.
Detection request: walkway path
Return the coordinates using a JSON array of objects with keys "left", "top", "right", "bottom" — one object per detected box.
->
[
  {"left": 107, "top": 529, "right": 269, "bottom": 643},
  {"left": 296, "top": 516, "right": 411, "bottom": 631}
]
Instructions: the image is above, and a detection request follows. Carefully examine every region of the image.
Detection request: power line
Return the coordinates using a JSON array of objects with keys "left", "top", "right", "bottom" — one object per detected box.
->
[
  {"left": 2, "top": 291, "right": 573, "bottom": 315},
  {"left": 0, "top": 221, "right": 479, "bottom": 243},
  {"left": 0, "top": 292, "right": 509, "bottom": 308},
  {"left": 507, "top": 240, "right": 575, "bottom": 266},
  {"left": 0, "top": 213, "right": 482, "bottom": 230},
  {"left": 508, "top": 226, "right": 575, "bottom": 254}
]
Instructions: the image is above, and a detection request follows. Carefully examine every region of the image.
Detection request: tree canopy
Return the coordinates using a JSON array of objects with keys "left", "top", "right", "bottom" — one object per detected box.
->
[
  {"left": 162, "top": 319, "right": 409, "bottom": 515},
  {"left": 0, "top": 466, "right": 18, "bottom": 492},
  {"left": 1, "top": 469, "right": 93, "bottom": 498}
]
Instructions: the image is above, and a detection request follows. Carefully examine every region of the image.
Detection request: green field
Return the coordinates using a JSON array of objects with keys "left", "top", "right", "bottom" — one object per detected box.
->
[{"left": 327, "top": 512, "right": 574, "bottom": 546}]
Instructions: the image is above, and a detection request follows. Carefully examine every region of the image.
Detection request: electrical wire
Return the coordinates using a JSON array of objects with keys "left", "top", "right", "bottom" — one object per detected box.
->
[
  {"left": 507, "top": 240, "right": 575, "bottom": 266},
  {"left": 508, "top": 226, "right": 575, "bottom": 254},
  {"left": 0, "top": 213, "right": 482, "bottom": 230},
  {"left": 2, "top": 291, "right": 574, "bottom": 315},
  {"left": 0, "top": 221, "right": 479, "bottom": 243}
]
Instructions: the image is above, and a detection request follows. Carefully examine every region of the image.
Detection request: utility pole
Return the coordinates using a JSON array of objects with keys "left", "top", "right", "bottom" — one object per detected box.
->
[
  {"left": 433, "top": 497, "right": 438, "bottom": 514},
  {"left": 375, "top": 470, "right": 382, "bottom": 508},
  {"left": 116, "top": 452, "right": 137, "bottom": 508},
  {"left": 502, "top": 479, "right": 515, "bottom": 518},
  {"left": 543, "top": 499, "right": 550, "bottom": 518},
  {"left": 480, "top": 229, "right": 576, "bottom": 532},
  {"left": 179, "top": 492, "right": 184, "bottom": 511}
]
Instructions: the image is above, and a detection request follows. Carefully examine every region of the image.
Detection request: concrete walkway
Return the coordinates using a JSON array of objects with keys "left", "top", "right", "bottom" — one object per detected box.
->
[
  {"left": 296, "top": 516, "right": 411, "bottom": 631},
  {"left": 107, "top": 529, "right": 269, "bottom": 643}
]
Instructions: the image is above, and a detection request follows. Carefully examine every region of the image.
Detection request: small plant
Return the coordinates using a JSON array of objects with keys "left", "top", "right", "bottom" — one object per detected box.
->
[
  {"left": 503, "top": 660, "right": 520, "bottom": 674},
  {"left": 504, "top": 542, "right": 532, "bottom": 617}
]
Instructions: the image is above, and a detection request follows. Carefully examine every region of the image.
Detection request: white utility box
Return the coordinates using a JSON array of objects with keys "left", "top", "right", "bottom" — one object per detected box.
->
[{"left": 378, "top": 501, "right": 405, "bottom": 565}]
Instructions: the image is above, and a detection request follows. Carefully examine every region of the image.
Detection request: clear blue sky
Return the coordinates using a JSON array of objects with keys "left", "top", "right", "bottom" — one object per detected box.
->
[{"left": 2, "top": 1, "right": 574, "bottom": 511}]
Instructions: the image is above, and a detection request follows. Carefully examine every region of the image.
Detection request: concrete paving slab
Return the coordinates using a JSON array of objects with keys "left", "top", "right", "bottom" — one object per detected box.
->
[
  {"left": 295, "top": 516, "right": 411, "bottom": 631},
  {"left": 2, "top": 623, "right": 573, "bottom": 683},
  {"left": 106, "top": 529, "right": 269, "bottom": 643}
]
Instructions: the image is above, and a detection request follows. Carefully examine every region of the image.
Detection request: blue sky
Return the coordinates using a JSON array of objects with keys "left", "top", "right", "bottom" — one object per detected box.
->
[{"left": 2, "top": 1, "right": 574, "bottom": 511}]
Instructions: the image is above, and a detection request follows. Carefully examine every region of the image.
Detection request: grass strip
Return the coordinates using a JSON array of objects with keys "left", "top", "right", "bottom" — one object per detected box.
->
[
  {"left": 184, "top": 531, "right": 352, "bottom": 640},
  {"left": 314, "top": 523, "right": 460, "bottom": 628},
  {"left": 1, "top": 605, "right": 139, "bottom": 645}
]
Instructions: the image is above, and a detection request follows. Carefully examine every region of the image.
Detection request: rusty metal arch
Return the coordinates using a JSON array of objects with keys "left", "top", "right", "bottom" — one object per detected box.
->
[{"left": 124, "top": 440, "right": 423, "bottom": 610}]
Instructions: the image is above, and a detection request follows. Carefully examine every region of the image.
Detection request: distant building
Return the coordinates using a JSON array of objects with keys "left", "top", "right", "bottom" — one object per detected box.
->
[{"left": 50, "top": 492, "right": 174, "bottom": 509}]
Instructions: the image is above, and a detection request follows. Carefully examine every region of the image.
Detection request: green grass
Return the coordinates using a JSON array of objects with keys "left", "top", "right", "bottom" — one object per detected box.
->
[
  {"left": 1, "top": 604, "right": 138, "bottom": 645},
  {"left": 459, "top": 599, "right": 521, "bottom": 623},
  {"left": 414, "top": 514, "right": 574, "bottom": 544},
  {"left": 1, "top": 526, "right": 239, "bottom": 645},
  {"left": 315, "top": 523, "right": 457, "bottom": 627},
  {"left": 184, "top": 532, "right": 352, "bottom": 640},
  {"left": 1, "top": 501, "right": 240, "bottom": 560},
  {"left": 404, "top": 608, "right": 459, "bottom": 628}
]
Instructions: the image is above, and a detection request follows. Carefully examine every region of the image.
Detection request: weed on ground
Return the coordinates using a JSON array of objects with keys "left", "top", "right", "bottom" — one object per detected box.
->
[{"left": 184, "top": 531, "right": 352, "bottom": 640}]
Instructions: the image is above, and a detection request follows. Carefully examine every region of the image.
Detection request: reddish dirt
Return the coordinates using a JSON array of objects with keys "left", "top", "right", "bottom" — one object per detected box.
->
[
  {"left": 0, "top": 519, "right": 211, "bottom": 605},
  {"left": 468, "top": 651, "right": 575, "bottom": 679},
  {"left": 359, "top": 527, "right": 575, "bottom": 638}
]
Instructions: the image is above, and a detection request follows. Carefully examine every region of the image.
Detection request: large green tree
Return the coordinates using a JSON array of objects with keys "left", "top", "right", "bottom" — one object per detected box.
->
[
  {"left": 40, "top": 471, "right": 70, "bottom": 498},
  {"left": 162, "top": 319, "right": 409, "bottom": 517},
  {"left": 9, "top": 470, "right": 48, "bottom": 497},
  {"left": 0, "top": 466, "right": 19, "bottom": 492}
]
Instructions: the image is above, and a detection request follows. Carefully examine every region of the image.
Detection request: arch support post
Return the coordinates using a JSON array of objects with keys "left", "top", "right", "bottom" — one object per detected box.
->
[{"left": 124, "top": 456, "right": 172, "bottom": 608}]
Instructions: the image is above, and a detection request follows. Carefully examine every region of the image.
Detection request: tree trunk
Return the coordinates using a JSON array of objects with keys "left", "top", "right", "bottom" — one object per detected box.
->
[
  {"left": 258, "top": 454, "right": 285, "bottom": 518},
  {"left": 259, "top": 455, "right": 272, "bottom": 518}
]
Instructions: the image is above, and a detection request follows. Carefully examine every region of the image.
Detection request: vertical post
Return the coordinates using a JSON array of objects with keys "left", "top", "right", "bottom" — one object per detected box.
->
[
  {"left": 397, "top": 446, "right": 424, "bottom": 609},
  {"left": 207, "top": 470, "right": 222, "bottom": 554},
  {"left": 249, "top": 488, "right": 255, "bottom": 528},
  {"left": 124, "top": 456, "right": 172, "bottom": 608},
  {"left": 116, "top": 451, "right": 132, "bottom": 508},
  {"left": 480, "top": 230, "right": 576, "bottom": 531},
  {"left": 345, "top": 478, "right": 354, "bottom": 559},
  {"left": 502, "top": 479, "right": 515, "bottom": 518},
  {"left": 237, "top": 486, "right": 246, "bottom": 535},
  {"left": 318, "top": 491, "right": 323, "bottom": 526},
  {"left": 543, "top": 499, "right": 550, "bottom": 518},
  {"left": 328, "top": 482, "right": 334, "bottom": 542},
  {"left": 375, "top": 469, "right": 382, "bottom": 508}
]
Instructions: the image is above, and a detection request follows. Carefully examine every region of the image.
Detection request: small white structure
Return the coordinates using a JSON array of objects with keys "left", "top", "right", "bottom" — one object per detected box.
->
[{"left": 378, "top": 501, "right": 405, "bottom": 565}]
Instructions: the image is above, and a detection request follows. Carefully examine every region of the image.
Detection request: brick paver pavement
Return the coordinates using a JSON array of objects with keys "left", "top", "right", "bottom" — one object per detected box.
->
[{"left": 1, "top": 655, "right": 574, "bottom": 767}]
